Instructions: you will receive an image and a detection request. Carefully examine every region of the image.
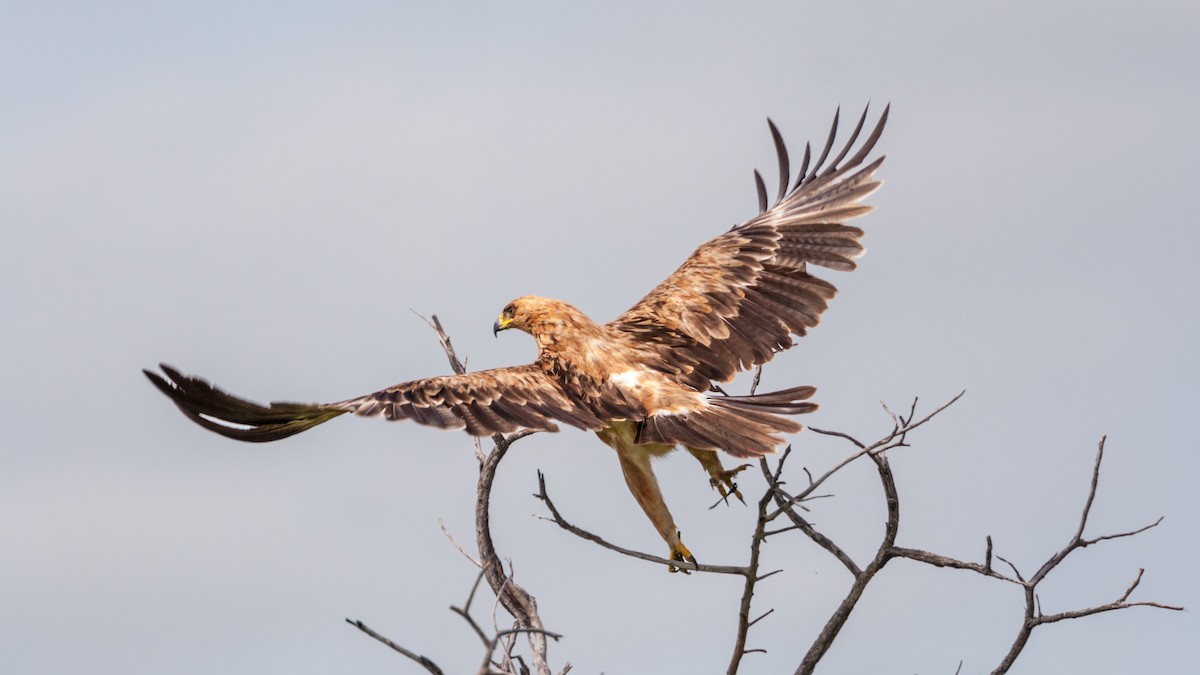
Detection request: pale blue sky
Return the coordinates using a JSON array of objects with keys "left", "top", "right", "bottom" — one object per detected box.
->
[{"left": 2, "top": 2, "right": 1197, "bottom": 673}]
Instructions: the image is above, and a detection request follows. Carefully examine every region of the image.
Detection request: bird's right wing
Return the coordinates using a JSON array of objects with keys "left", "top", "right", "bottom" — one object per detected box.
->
[{"left": 144, "top": 363, "right": 604, "bottom": 442}]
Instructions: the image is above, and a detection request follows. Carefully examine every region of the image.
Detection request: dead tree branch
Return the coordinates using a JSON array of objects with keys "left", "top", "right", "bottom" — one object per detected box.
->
[
  {"left": 982, "top": 436, "right": 1182, "bottom": 674},
  {"left": 534, "top": 471, "right": 750, "bottom": 576},
  {"left": 778, "top": 410, "right": 1181, "bottom": 675},
  {"left": 769, "top": 391, "right": 964, "bottom": 522},
  {"left": 473, "top": 431, "right": 557, "bottom": 675},
  {"left": 357, "top": 317, "right": 1178, "bottom": 674},
  {"left": 792, "top": 451, "right": 902, "bottom": 674},
  {"left": 726, "top": 461, "right": 780, "bottom": 674},
  {"left": 415, "top": 313, "right": 560, "bottom": 674},
  {"left": 345, "top": 618, "right": 445, "bottom": 675}
]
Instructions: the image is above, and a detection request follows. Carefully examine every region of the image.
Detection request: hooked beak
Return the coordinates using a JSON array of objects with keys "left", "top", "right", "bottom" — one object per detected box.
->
[{"left": 493, "top": 318, "right": 511, "bottom": 338}]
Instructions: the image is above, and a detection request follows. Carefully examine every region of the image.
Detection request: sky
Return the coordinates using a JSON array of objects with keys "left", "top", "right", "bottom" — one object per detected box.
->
[{"left": 2, "top": 1, "right": 1197, "bottom": 673}]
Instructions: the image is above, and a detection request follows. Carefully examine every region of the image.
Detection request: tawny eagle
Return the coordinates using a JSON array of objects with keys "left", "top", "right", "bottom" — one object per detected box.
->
[{"left": 145, "top": 106, "right": 887, "bottom": 570}]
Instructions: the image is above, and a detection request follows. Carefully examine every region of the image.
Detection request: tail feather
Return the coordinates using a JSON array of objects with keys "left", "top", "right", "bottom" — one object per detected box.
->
[
  {"left": 637, "top": 385, "right": 817, "bottom": 458},
  {"left": 718, "top": 384, "right": 816, "bottom": 406},
  {"left": 144, "top": 364, "right": 345, "bottom": 442}
]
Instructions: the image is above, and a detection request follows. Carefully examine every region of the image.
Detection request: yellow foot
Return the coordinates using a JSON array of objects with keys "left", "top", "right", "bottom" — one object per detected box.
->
[
  {"left": 709, "top": 463, "right": 752, "bottom": 504},
  {"left": 668, "top": 538, "right": 696, "bottom": 574}
]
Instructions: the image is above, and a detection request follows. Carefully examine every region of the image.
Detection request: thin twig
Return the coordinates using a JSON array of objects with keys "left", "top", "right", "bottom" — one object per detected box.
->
[
  {"left": 764, "top": 478, "right": 861, "bottom": 577},
  {"left": 771, "top": 391, "right": 964, "bottom": 520},
  {"left": 451, "top": 604, "right": 492, "bottom": 650},
  {"left": 749, "top": 365, "right": 763, "bottom": 395},
  {"left": 346, "top": 619, "right": 445, "bottom": 675},
  {"left": 412, "top": 311, "right": 467, "bottom": 375},
  {"left": 451, "top": 573, "right": 492, "bottom": 649},
  {"left": 440, "top": 518, "right": 483, "bottom": 568},
  {"left": 994, "top": 555, "right": 1025, "bottom": 583}
]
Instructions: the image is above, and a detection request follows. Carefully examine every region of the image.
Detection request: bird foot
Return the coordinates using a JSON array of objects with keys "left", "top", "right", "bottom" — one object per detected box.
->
[
  {"left": 668, "top": 539, "right": 696, "bottom": 574},
  {"left": 709, "top": 463, "right": 752, "bottom": 504}
]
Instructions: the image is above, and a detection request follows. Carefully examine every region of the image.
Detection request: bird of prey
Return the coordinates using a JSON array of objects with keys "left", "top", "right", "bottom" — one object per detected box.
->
[{"left": 145, "top": 106, "right": 887, "bottom": 571}]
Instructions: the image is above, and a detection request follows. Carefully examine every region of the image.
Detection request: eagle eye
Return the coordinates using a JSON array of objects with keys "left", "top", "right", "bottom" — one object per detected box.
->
[{"left": 503, "top": 304, "right": 515, "bottom": 316}]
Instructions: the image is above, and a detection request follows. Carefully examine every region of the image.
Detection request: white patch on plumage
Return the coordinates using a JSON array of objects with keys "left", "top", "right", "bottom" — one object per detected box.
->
[
  {"left": 609, "top": 370, "right": 644, "bottom": 388},
  {"left": 648, "top": 391, "right": 708, "bottom": 416}
]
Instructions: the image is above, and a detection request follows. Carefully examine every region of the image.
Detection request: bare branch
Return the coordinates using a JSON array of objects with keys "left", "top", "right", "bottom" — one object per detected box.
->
[
  {"left": 440, "top": 518, "right": 483, "bottom": 568},
  {"left": 451, "top": 574, "right": 493, "bottom": 649},
  {"left": 1120, "top": 567, "right": 1146, "bottom": 602},
  {"left": 985, "top": 437, "right": 1181, "bottom": 674},
  {"left": 764, "top": 480, "right": 861, "bottom": 577},
  {"left": 1081, "top": 517, "right": 1164, "bottom": 547},
  {"left": 728, "top": 467, "right": 776, "bottom": 673},
  {"left": 794, "top": 453, "right": 901, "bottom": 675},
  {"left": 748, "top": 608, "right": 775, "bottom": 627},
  {"left": 386, "top": 323, "right": 1179, "bottom": 675},
  {"left": 412, "top": 311, "right": 467, "bottom": 375},
  {"left": 534, "top": 471, "right": 749, "bottom": 576},
  {"left": 775, "top": 391, "right": 965, "bottom": 519},
  {"left": 805, "top": 427, "right": 866, "bottom": 449},
  {"left": 418, "top": 315, "right": 558, "bottom": 675},
  {"left": 880, "top": 399, "right": 900, "bottom": 431},
  {"left": 890, "top": 547, "right": 1021, "bottom": 585},
  {"left": 1074, "top": 435, "right": 1104, "bottom": 542},
  {"left": 994, "top": 555, "right": 1026, "bottom": 583},
  {"left": 346, "top": 618, "right": 445, "bottom": 675},
  {"left": 1023, "top": 437, "right": 1166, "bottom": 592},
  {"left": 451, "top": 604, "right": 492, "bottom": 650},
  {"left": 481, "top": 629, "right": 565, "bottom": 675},
  {"left": 1036, "top": 599, "right": 1184, "bottom": 624},
  {"left": 1031, "top": 567, "right": 1185, "bottom": 627},
  {"left": 476, "top": 437, "right": 554, "bottom": 675}
]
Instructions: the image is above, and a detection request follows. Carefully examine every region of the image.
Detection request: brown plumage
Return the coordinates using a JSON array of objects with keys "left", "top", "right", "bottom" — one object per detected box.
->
[{"left": 145, "top": 106, "right": 887, "bottom": 569}]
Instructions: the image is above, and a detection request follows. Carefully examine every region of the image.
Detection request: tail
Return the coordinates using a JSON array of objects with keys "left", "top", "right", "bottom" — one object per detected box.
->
[
  {"left": 636, "top": 385, "right": 817, "bottom": 458},
  {"left": 144, "top": 364, "right": 347, "bottom": 442}
]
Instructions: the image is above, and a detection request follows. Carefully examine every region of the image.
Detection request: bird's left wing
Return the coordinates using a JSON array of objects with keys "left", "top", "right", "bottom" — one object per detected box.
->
[
  {"left": 608, "top": 106, "right": 887, "bottom": 390},
  {"left": 145, "top": 363, "right": 605, "bottom": 442}
]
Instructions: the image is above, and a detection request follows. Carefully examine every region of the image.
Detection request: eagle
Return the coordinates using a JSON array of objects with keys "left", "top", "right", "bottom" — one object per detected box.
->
[{"left": 145, "top": 106, "right": 887, "bottom": 571}]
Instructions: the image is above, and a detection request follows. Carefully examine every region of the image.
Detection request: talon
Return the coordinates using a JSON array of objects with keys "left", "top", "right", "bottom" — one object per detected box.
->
[
  {"left": 710, "top": 463, "right": 751, "bottom": 505},
  {"left": 668, "top": 537, "right": 696, "bottom": 574}
]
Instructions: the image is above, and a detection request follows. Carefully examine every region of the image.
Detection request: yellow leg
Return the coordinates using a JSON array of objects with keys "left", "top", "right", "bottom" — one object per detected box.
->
[{"left": 597, "top": 423, "right": 695, "bottom": 572}]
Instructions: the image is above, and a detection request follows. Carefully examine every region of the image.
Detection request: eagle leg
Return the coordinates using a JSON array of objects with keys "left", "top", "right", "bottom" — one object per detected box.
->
[
  {"left": 613, "top": 446, "right": 696, "bottom": 573},
  {"left": 597, "top": 423, "right": 696, "bottom": 572},
  {"left": 686, "top": 446, "right": 751, "bottom": 505}
]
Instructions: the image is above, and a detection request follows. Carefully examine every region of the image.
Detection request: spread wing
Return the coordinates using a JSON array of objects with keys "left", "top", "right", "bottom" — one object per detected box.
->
[
  {"left": 335, "top": 364, "right": 606, "bottom": 434},
  {"left": 608, "top": 106, "right": 887, "bottom": 390},
  {"left": 145, "top": 363, "right": 605, "bottom": 442}
]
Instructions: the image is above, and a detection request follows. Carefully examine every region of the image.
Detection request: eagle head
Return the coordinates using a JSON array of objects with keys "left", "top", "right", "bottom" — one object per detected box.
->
[{"left": 493, "top": 296, "right": 591, "bottom": 339}]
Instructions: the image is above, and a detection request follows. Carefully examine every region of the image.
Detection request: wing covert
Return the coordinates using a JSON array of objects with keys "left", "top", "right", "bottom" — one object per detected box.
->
[{"left": 333, "top": 364, "right": 606, "bottom": 435}]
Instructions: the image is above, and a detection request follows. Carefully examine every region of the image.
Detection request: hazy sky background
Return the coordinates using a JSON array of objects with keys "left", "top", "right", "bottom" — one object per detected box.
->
[{"left": 2, "top": 2, "right": 1197, "bottom": 673}]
